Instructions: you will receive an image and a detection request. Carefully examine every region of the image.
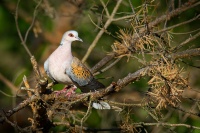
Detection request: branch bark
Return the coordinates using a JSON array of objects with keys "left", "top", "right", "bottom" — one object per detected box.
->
[{"left": 171, "top": 48, "right": 200, "bottom": 59}]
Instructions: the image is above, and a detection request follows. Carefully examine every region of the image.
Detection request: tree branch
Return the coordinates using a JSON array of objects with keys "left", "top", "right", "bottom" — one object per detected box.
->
[
  {"left": 91, "top": 53, "right": 116, "bottom": 73},
  {"left": 173, "top": 31, "right": 200, "bottom": 51},
  {"left": 15, "top": 0, "right": 32, "bottom": 57},
  {"left": 94, "top": 57, "right": 121, "bottom": 76},
  {"left": 171, "top": 48, "right": 200, "bottom": 60},
  {"left": 154, "top": 14, "right": 200, "bottom": 33},
  {"left": 82, "top": 0, "right": 123, "bottom": 63},
  {"left": 133, "top": 122, "right": 200, "bottom": 130},
  {"left": 148, "top": 0, "right": 199, "bottom": 30}
]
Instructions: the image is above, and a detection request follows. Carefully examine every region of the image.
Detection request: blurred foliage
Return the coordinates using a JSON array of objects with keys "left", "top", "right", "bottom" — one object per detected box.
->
[{"left": 0, "top": 0, "right": 199, "bottom": 132}]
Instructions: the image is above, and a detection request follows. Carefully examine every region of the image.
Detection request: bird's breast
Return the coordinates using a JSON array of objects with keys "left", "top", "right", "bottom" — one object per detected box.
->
[{"left": 48, "top": 53, "right": 73, "bottom": 84}]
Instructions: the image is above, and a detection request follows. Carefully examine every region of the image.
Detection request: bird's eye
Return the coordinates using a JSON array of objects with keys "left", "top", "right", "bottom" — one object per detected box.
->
[{"left": 68, "top": 33, "right": 74, "bottom": 37}]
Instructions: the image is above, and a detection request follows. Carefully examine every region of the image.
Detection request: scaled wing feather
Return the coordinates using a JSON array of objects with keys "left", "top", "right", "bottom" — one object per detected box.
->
[{"left": 66, "top": 57, "right": 93, "bottom": 86}]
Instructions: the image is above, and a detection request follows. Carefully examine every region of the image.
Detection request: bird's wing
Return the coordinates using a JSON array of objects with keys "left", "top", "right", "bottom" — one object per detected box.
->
[
  {"left": 44, "top": 59, "right": 49, "bottom": 75},
  {"left": 44, "top": 59, "right": 56, "bottom": 82},
  {"left": 66, "top": 57, "right": 93, "bottom": 86}
]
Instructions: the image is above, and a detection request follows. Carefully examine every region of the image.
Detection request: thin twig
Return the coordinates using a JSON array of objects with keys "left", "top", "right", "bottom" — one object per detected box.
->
[
  {"left": 172, "top": 31, "right": 200, "bottom": 51},
  {"left": 82, "top": 0, "right": 123, "bottom": 63},
  {"left": 91, "top": 53, "right": 116, "bottom": 73},
  {"left": 80, "top": 100, "right": 92, "bottom": 132},
  {"left": 3, "top": 116, "right": 26, "bottom": 132},
  {"left": 55, "top": 121, "right": 200, "bottom": 131},
  {"left": 0, "top": 95, "right": 38, "bottom": 122},
  {"left": 128, "top": 0, "right": 140, "bottom": 25},
  {"left": 108, "top": 100, "right": 142, "bottom": 107},
  {"left": 15, "top": 0, "right": 32, "bottom": 57},
  {"left": 154, "top": 14, "right": 200, "bottom": 33},
  {"left": 168, "top": 102, "right": 198, "bottom": 132},
  {"left": 168, "top": 28, "right": 200, "bottom": 34},
  {"left": 133, "top": 122, "right": 200, "bottom": 130},
  {"left": 112, "top": 14, "right": 137, "bottom": 22},
  {"left": 100, "top": 0, "right": 110, "bottom": 17},
  {"left": 24, "top": 0, "right": 42, "bottom": 43},
  {"left": 15, "top": 0, "right": 42, "bottom": 58},
  {"left": 88, "top": 14, "right": 103, "bottom": 30},
  {"left": 0, "top": 73, "right": 18, "bottom": 94},
  {"left": 0, "top": 90, "right": 16, "bottom": 97},
  {"left": 148, "top": 0, "right": 200, "bottom": 29},
  {"left": 94, "top": 57, "right": 121, "bottom": 76},
  {"left": 54, "top": 121, "right": 122, "bottom": 132}
]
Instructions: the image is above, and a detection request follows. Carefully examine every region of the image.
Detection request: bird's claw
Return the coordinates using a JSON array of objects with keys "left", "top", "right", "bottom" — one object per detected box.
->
[{"left": 54, "top": 85, "right": 77, "bottom": 98}]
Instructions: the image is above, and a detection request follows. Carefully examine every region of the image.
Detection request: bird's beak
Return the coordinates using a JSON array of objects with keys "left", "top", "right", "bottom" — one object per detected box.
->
[{"left": 76, "top": 37, "right": 83, "bottom": 42}]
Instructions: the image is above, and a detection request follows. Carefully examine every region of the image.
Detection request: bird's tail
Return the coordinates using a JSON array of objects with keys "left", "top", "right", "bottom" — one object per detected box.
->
[{"left": 81, "top": 78, "right": 105, "bottom": 92}]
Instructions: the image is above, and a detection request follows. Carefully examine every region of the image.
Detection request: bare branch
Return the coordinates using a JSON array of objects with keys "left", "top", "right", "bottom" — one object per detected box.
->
[
  {"left": 148, "top": 0, "right": 200, "bottom": 30},
  {"left": 0, "top": 73, "right": 18, "bottom": 94},
  {"left": 100, "top": 0, "right": 110, "bottom": 17},
  {"left": 91, "top": 53, "right": 116, "bottom": 73},
  {"left": 116, "top": 66, "right": 149, "bottom": 90},
  {"left": 82, "top": 0, "right": 123, "bottom": 63},
  {"left": 173, "top": 31, "right": 200, "bottom": 51},
  {"left": 80, "top": 100, "right": 92, "bottom": 131},
  {"left": 15, "top": 0, "right": 42, "bottom": 58},
  {"left": 2, "top": 115, "right": 26, "bottom": 132},
  {"left": 15, "top": 0, "right": 32, "bottom": 57},
  {"left": 171, "top": 48, "right": 200, "bottom": 59},
  {"left": 108, "top": 100, "right": 142, "bottom": 107},
  {"left": 94, "top": 57, "right": 121, "bottom": 76},
  {"left": 168, "top": 28, "right": 200, "bottom": 35},
  {"left": 3, "top": 0, "right": 200, "bottom": 132},
  {"left": 133, "top": 122, "right": 200, "bottom": 130},
  {"left": 0, "top": 96, "right": 38, "bottom": 121},
  {"left": 154, "top": 14, "right": 200, "bottom": 33},
  {"left": 24, "top": 0, "right": 42, "bottom": 43}
]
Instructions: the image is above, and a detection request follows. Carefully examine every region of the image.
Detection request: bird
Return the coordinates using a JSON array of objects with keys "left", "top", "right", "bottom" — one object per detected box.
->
[{"left": 44, "top": 30, "right": 105, "bottom": 94}]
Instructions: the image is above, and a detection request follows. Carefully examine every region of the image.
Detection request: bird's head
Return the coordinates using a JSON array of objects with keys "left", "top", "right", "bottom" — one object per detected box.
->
[{"left": 61, "top": 30, "right": 83, "bottom": 44}]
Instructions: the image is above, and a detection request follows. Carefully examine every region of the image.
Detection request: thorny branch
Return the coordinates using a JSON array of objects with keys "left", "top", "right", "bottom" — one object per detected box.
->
[
  {"left": 171, "top": 48, "right": 200, "bottom": 59},
  {"left": 148, "top": 0, "right": 200, "bottom": 30},
  {"left": 89, "top": 0, "right": 200, "bottom": 72}
]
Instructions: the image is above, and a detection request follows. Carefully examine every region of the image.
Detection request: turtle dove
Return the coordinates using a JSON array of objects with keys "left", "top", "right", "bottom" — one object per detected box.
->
[{"left": 44, "top": 30, "right": 105, "bottom": 93}]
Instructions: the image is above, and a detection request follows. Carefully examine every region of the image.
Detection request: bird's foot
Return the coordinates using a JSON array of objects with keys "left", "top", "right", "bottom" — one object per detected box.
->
[
  {"left": 54, "top": 85, "right": 77, "bottom": 97},
  {"left": 65, "top": 86, "right": 77, "bottom": 97},
  {"left": 54, "top": 88, "right": 67, "bottom": 97}
]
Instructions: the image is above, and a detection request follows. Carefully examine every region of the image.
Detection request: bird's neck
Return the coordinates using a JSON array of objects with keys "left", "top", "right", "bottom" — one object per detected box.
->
[{"left": 57, "top": 42, "right": 73, "bottom": 59}]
